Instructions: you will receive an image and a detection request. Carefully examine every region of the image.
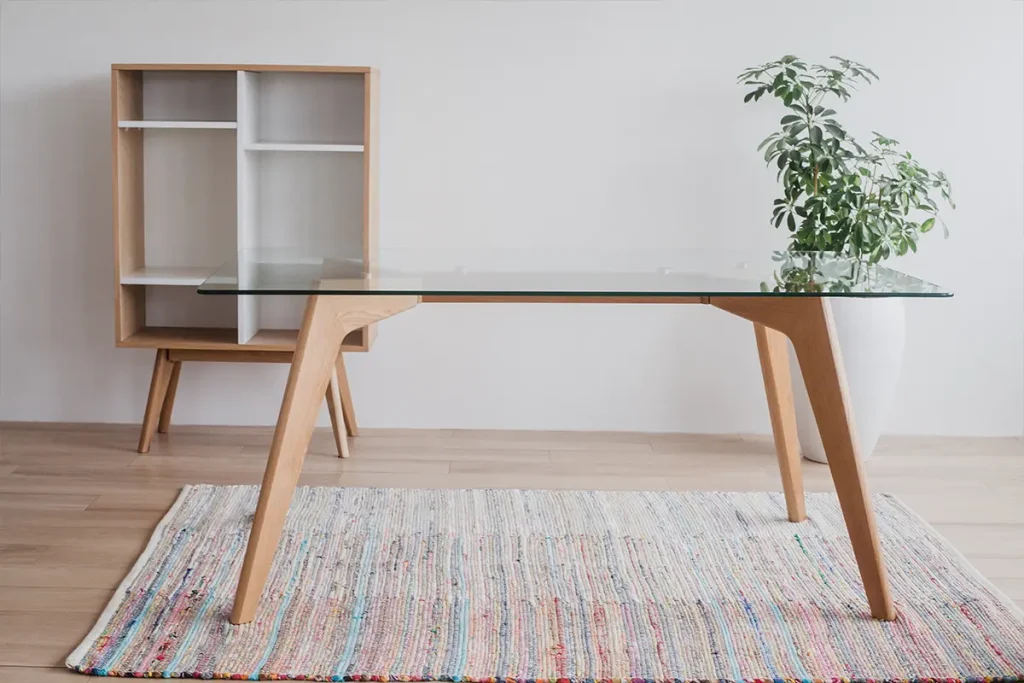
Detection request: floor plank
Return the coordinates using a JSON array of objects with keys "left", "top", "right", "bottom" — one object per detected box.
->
[{"left": 0, "top": 666, "right": 77, "bottom": 682}]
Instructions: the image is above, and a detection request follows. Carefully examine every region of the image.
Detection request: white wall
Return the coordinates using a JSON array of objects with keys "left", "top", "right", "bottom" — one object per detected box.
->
[{"left": 1, "top": 0, "right": 1022, "bottom": 436}]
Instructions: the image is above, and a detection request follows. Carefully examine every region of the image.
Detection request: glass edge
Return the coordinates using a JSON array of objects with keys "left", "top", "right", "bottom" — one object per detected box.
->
[{"left": 197, "top": 288, "right": 952, "bottom": 298}]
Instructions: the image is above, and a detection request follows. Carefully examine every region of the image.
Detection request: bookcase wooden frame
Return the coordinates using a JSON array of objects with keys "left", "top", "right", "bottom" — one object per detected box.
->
[{"left": 111, "top": 64, "right": 378, "bottom": 452}]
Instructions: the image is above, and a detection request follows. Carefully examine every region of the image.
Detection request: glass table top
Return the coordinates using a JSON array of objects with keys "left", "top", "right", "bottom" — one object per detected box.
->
[{"left": 197, "top": 249, "right": 950, "bottom": 298}]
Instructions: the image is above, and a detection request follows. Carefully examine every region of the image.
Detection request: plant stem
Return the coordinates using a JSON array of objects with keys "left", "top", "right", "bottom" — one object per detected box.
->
[{"left": 806, "top": 100, "right": 818, "bottom": 196}]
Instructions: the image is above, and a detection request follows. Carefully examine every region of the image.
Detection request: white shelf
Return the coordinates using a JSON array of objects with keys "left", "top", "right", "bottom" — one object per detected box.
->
[
  {"left": 121, "top": 266, "right": 215, "bottom": 286},
  {"left": 244, "top": 142, "right": 363, "bottom": 153},
  {"left": 118, "top": 120, "right": 237, "bottom": 130}
]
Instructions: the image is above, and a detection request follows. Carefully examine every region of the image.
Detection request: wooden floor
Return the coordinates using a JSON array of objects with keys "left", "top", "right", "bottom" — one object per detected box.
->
[{"left": 0, "top": 423, "right": 1021, "bottom": 681}]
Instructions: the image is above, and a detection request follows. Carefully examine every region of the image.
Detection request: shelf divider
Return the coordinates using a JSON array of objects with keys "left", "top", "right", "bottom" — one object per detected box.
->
[
  {"left": 237, "top": 70, "right": 260, "bottom": 345},
  {"left": 121, "top": 266, "right": 215, "bottom": 286},
  {"left": 244, "top": 142, "right": 363, "bottom": 153},
  {"left": 118, "top": 120, "right": 237, "bottom": 129}
]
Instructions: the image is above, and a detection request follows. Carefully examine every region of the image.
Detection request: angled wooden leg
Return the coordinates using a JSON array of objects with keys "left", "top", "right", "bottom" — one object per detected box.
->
[
  {"left": 754, "top": 323, "right": 805, "bottom": 522},
  {"left": 231, "top": 295, "right": 419, "bottom": 625},
  {"left": 789, "top": 300, "right": 895, "bottom": 620},
  {"left": 157, "top": 361, "right": 182, "bottom": 434},
  {"left": 335, "top": 352, "right": 358, "bottom": 437},
  {"left": 326, "top": 367, "right": 350, "bottom": 458},
  {"left": 713, "top": 297, "right": 895, "bottom": 621},
  {"left": 138, "top": 349, "right": 173, "bottom": 453}
]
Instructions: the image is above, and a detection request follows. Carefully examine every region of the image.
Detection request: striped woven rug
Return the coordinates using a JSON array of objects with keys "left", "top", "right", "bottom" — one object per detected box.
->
[{"left": 68, "top": 485, "right": 1024, "bottom": 681}]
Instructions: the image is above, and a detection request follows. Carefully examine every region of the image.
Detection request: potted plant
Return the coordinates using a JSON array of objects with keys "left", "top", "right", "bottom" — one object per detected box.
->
[{"left": 739, "top": 55, "right": 954, "bottom": 462}]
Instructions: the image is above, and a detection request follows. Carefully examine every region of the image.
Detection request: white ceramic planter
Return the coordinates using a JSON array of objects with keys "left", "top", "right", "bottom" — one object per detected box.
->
[{"left": 789, "top": 298, "right": 906, "bottom": 464}]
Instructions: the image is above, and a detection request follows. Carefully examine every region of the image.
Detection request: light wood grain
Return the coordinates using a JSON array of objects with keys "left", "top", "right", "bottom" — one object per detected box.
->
[
  {"left": 0, "top": 566, "right": 129, "bottom": 589},
  {"left": 113, "top": 64, "right": 373, "bottom": 73},
  {"left": 167, "top": 349, "right": 294, "bottom": 363},
  {"left": 754, "top": 323, "right": 805, "bottom": 522},
  {"left": 336, "top": 353, "right": 358, "bottom": 437},
  {"left": 231, "top": 295, "right": 419, "bottom": 624},
  {"left": 361, "top": 69, "right": 380, "bottom": 350},
  {"left": 326, "top": 366, "right": 350, "bottom": 458},
  {"left": 713, "top": 297, "right": 894, "bottom": 621},
  {"left": 788, "top": 301, "right": 892, "bottom": 620},
  {"left": 118, "top": 326, "right": 367, "bottom": 352},
  {"left": 0, "top": 493, "right": 96, "bottom": 511},
  {"left": 0, "top": 587, "right": 111, "bottom": 613},
  {"left": 421, "top": 295, "right": 705, "bottom": 304},
  {"left": 112, "top": 69, "right": 144, "bottom": 343},
  {"left": 0, "top": 612, "right": 97, "bottom": 667},
  {"left": 137, "top": 350, "right": 173, "bottom": 453},
  {"left": 157, "top": 361, "right": 182, "bottom": 433},
  {"left": 0, "top": 667, "right": 83, "bottom": 682}
]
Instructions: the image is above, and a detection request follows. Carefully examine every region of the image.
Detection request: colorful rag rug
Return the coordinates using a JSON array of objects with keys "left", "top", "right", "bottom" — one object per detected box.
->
[{"left": 68, "top": 485, "right": 1024, "bottom": 681}]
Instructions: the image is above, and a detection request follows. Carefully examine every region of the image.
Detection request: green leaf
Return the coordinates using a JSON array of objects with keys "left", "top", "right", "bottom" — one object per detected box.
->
[
  {"left": 743, "top": 91, "right": 756, "bottom": 103},
  {"left": 920, "top": 217, "right": 935, "bottom": 233},
  {"left": 780, "top": 114, "right": 801, "bottom": 124},
  {"left": 787, "top": 213, "right": 796, "bottom": 231},
  {"left": 789, "top": 122, "right": 807, "bottom": 137},
  {"left": 824, "top": 123, "right": 845, "bottom": 139},
  {"left": 821, "top": 109, "right": 837, "bottom": 117},
  {"left": 774, "top": 211, "right": 786, "bottom": 228},
  {"left": 809, "top": 126, "right": 823, "bottom": 144}
]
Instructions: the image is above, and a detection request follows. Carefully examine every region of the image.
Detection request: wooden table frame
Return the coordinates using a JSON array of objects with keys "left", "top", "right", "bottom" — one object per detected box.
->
[{"left": 228, "top": 294, "right": 896, "bottom": 625}]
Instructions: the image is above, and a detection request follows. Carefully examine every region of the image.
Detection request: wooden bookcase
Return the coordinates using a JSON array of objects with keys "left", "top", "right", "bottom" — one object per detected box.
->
[{"left": 111, "top": 64, "right": 378, "bottom": 452}]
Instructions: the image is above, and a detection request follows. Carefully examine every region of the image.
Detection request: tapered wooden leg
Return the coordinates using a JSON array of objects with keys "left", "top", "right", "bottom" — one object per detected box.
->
[
  {"left": 231, "top": 295, "right": 419, "bottom": 625},
  {"left": 138, "top": 349, "right": 173, "bottom": 453},
  {"left": 789, "top": 300, "right": 895, "bottom": 620},
  {"left": 157, "top": 361, "right": 182, "bottom": 434},
  {"left": 335, "top": 353, "right": 358, "bottom": 437},
  {"left": 713, "top": 297, "right": 895, "bottom": 621},
  {"left": 754, "top": 323, "right": 805, "bottom": 522},
  {"left": 326, "top": 368, "right": 350, "bottom": 458}
]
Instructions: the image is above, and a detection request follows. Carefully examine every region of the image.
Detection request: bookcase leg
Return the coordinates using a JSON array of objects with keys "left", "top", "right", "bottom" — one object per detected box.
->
[
  {"left": 326, "top": 367, "right": 350, "bottom": 458},
  {"left": 157, "top": 361, "right": 182, "bottom": 434},
  {"left": 336, "top": 352, "right": 358, "bottom": 437},
  {"left": 138, "top": 349, "right": 173, "bottom": 453}
]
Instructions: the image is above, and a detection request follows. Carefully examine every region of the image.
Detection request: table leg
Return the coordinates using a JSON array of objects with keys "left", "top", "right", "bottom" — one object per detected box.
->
[
  {"left": 714, "top": 297, "right": 895, "bottom": 621},
  {"left": 788, "top": 299, "right": 895, "bottom": 620},
  {"left": 326, "top": 366, "right": 350, "bottom": 459},
  {"left": 336, "top": 353, "right": 358, "bottom": 437},
  {"left": 754, "top": 323, "right": 805, "bottom": 522},
  {"left": 230, "top": 295, "right": 419, "bottom": 625}
]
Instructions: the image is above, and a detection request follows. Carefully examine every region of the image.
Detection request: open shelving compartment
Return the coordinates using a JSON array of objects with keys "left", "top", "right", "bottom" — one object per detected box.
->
[{"left": 112, "top": 64, "right": 379, "bottom": 353}]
